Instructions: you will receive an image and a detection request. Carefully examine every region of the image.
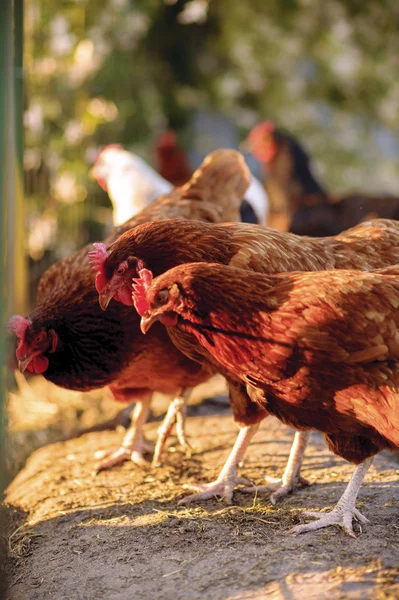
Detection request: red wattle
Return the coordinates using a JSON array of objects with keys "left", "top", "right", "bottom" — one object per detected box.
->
[
  {"left": 95, "top": 272, "right": 107, "bottom": 293},
  {"left": 117, "top": 287, "right": 134, "bottom": 306},
  {"left": 160, "top": 313, "right": 178, "bottom": 326},
  {"left": 16, "top": 340, "right": 29, "bottom": 361},
  {"left": 133, "top": 295, "right": 149, "bottom": 316},
  {"left": 16, "top": 340, "right": 49, "bottom": 374},
  {"left": 31, "top": 355, "right": 49, "bottom": 374}
]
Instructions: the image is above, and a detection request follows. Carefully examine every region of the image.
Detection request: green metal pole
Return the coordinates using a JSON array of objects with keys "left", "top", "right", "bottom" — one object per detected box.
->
[
  {"left": 10, "top": 0, "right": 27, "bottom": 318},
  {"left": 0, "top": 0, "right": 26, "bottom": 488},
  {"left": 1, "top": 3, "right": 15, "bottom": 592},
  {"left": 14, "top": 0, "right": 24, "bottom": 170},
  {"left": 0, "top": 0, "right": 14, "bottom": 500},
  {"left": 0, "top": 0, "right": 25, "bottom": 588}
]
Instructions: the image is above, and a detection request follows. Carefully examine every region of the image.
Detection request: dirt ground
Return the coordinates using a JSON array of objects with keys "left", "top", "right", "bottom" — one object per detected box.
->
[{"left": 3, "top": 396, "right": 399, "bottom": 600}]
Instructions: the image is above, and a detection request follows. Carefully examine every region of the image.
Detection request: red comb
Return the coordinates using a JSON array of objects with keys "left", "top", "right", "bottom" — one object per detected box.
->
[
  {"left": 88, "top": 243, "right": 109, "bottom": 292},
  {"left": 7, "top": 315, "right": 34, "bottom": 370},
  {"left": 132, "top": 269, "right": 153, "bottom": 316},
  {"left": 88, "top": 242, "right": 109, "bottom": 272},
  {"left": 157, "top": 130, "right": 176, "bottom": 148},
  {"left": 102, "top": 143, "right": 124, "bottom": 152},
  {"left": 249, "top": 121, "right": 277, "bottom": 163},
  {"left": 250, "top": 121, "right": 275, "bottom": 136},
  {"left": 6, "top": 315, "right": 29, "bottom": 340}
]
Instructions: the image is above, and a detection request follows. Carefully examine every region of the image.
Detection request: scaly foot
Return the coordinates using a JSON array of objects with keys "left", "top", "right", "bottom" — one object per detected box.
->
[
  {"left": 292, "top": 458, "right": 373, "bottom": 537},
  {"left": 178, "top": 424, "right": 260, "bottom": 505},
  {"left": 152, "top": 391, "right": 192, "bottom": 467},
  {"left": 291, "top": 506, "right": 369, "bottom": 538},
  {"left": 175, "top": 404, "right": 192, "bottom": 455},
  {"left": 93, "top": 438, "right": 153, "bottom": 474},
  {"left": 241, "top": 474, "right": 310, "bottom": 504},
  {"left": 178, "top": 476, "right": 251, "bottom": 505}
]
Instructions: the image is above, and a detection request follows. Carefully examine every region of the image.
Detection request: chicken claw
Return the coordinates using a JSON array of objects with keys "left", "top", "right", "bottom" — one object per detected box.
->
[
  {"left": 243, "top": 473, "right": 310, "bottom": 504},
  {"left": 291, "top": 506, "right": 369, "bottom": 538},
  {"left": 94, "top": 438, "right": 153, "bottom": 473},
  {"left": 241, "top": 431, "right": 311, "bottom": 504},
  {"left": 179, "top": 476, "right": 251, "bottom": 505},
  {"left": 93, "top": 397, "right": 152, "bottom": 474},
  {"left": 178, "top": 423, "right": 260, "bottom": 505},
  {"left": 291, "top": 458, "right": 372, "bottom": 537}
]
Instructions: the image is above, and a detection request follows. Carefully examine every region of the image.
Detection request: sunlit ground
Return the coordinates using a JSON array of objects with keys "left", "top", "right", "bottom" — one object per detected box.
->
[{"left": 6, "top": 371, "right": 226, "bottom": 484}]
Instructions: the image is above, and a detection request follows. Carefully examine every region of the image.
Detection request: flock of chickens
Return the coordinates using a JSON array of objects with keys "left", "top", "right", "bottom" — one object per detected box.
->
[{"left": 8, "top": 125, "right": 399, "bottom": 539}]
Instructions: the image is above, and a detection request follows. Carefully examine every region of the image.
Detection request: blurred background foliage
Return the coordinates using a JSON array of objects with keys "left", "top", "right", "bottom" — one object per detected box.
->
[{"left": 24, "top": 0, "right": 399, "bottom": 300}]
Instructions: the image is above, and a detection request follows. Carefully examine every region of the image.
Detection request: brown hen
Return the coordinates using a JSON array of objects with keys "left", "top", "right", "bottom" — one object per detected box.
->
[
  {"left": 93, "top": 217, "right": 399, "bottom": 502},
  {"left": 137, "top": 261, "right": 399, "bottom": 536}
]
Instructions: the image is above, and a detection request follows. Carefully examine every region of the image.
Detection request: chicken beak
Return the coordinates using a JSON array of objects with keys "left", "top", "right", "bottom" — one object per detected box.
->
[
  {"left": 99, "top": 291, "right": 114, "bottom": 311},
  {"left": 140, "top": 313, "right": 159, "bottom": 335},
  {"left": 89, "top": 166, "right": 98, "bottom": 180},
  {"left": 89, "top": 165, "right": 108, "bottom": 190},
  {"left": 18, "top": 355, "right": 34, "bottom": 373}
]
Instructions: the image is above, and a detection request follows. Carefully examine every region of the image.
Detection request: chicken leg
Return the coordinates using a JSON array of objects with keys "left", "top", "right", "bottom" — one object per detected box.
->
[
  {"left": 241, "top": 431, "right": 311, "bottom": 503},
  {"left": 178, "top": 423, "right": 259, "bottom": 505},
  {"left": 152, "top": 388, "right": 192, "bottom": 467},
  {"left": 95, "top": 386, "right": 194, "bottom": 472},
  {"left": 291, "top": 457, "right": 373, "bottom": 537},
  {"left": 94, "top": 393, "right": 153, "bottom": 473}
]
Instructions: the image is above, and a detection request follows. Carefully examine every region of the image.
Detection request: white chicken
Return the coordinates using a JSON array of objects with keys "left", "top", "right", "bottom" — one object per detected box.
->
[
  {"left": 90, "top": 144, "right": 173, "bottom": 226},
  {"left": 243, "top": 175, "right": 269, "bottom": 225}
]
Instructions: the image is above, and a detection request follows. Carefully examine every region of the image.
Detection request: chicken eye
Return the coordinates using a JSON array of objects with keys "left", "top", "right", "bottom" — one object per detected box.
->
[
  {"left": 155, "top": 289, "right": 169, "bottom": 306},
  {"left": 116, "top": 266, "right": 125, "bottom": 275},
  {"left": 36, "top": 332, "right": 46, "bottom": 343}
]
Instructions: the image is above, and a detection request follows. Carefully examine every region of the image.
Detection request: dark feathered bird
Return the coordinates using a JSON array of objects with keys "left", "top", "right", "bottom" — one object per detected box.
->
[
  {"left": 136, "top": 261, "right": 399, "bottom": 536},
  {"left": 249, "top": 120, "right": 399, "bottom": 236},
  {"left": 8, "top": 149, "right": 250, "bottom": 471},
  {"left": 91, "top": 216, "right": 399, "bottom": 503},
  {"left": 154, "top": 130, "right": 192, "bottom": 188}
]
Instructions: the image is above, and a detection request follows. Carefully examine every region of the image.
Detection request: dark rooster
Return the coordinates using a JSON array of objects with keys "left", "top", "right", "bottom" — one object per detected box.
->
[
  {"left": 91, "top": 216, "right": 399, "bottom": 503},
  {"left": 248, "top": 121, "right": 399, "bottom": 236},
  {"left": 8, "top": 149, "right": 250, "bottom": 471},
  {"left": 154, "top": 130, "right": 192, "bottom": 188},
  {"left": 136, "top": 261, "right": 399, "bottom": 537}
]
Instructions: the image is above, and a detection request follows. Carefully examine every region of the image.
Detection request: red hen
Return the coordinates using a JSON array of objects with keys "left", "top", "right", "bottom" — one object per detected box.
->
[{"left": 138, "top": 261, "right": 399, "bottom": 536}]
